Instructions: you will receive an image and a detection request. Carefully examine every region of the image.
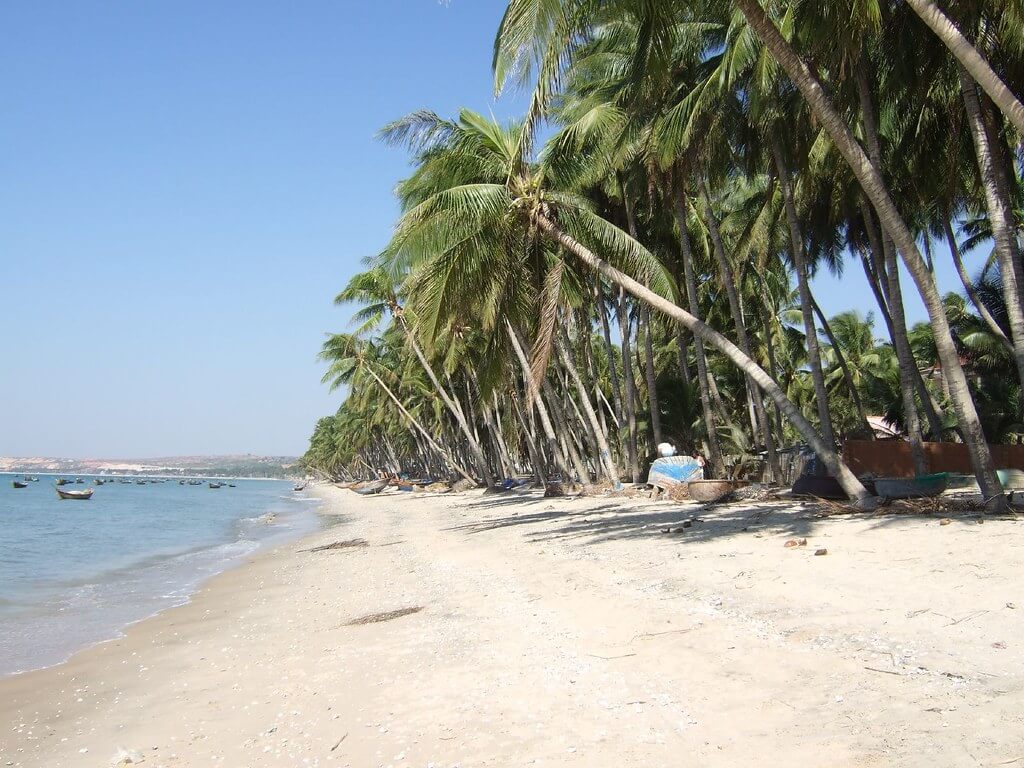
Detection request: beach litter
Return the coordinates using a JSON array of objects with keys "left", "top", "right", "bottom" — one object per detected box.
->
[
  {"left": 112, "top": 747, "right": 145, "bottom": 765},
  {"left": 784, "top": 538, "right": 808, "bottom": 548},
  {"left": 305, "top": 539, "right": 369, "bottom": 553},
  {"left": 345, "top": 606, "right": 424, "bottom": 626}
]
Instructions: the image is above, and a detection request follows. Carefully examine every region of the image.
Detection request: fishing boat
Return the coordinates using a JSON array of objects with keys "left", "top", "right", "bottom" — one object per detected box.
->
[
  {"left": 57, "top": 487, "right": 93, "bottom": 500},
  {"left": 208, "top": 482, "right": 223, "bottom": 489},
  {"left": 94, "top": 478, "right": 105, "bottom": 486},
  {"left": 188, "top": 479, "right": 202, "bottom": 486},
  {"left": 874, "top": 472, "right": 949, "bottom": 499},
  {"left": 75, "top": 478, "right": 84, "bottom": 484},
  {"left": 353, "top": 480, "right": 386, "bottom": 495},
  {"left": 293, "top": 483, "right": 306, "bottom": 492},
  {"left": 647, "top": 455, "right": 703, "bottom": 491},
  {"left": 227, "top": 483, "right": 236, "bottom": 488},
  {"left": 56, "top": 478, "right": 70, "bottom": 486},
  {"left": 686, "top": 479, "right": 748, "bottom": 503},
  {"left": 12, "top": 480, "right": 28, "bottom": 489}
]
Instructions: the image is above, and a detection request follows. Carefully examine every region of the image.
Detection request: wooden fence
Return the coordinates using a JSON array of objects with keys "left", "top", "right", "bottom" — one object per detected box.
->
[{"left": 843, "top": 440, "right": 1024, "bottom": 477}]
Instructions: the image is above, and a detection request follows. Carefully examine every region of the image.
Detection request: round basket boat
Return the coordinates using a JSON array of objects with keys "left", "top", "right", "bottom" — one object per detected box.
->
[{"left": 686, "top": 479, "right": 748, "bottom": 503}]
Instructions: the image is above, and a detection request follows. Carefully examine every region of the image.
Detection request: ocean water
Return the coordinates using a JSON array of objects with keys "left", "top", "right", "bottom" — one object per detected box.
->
[{"left": 0, "top": 474, "right": 323, "bottom": 676}]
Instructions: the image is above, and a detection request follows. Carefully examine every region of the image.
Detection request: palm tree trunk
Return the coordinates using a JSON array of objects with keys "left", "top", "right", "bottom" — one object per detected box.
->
[
  {"left": 486, "top": 393, "right": 516, "bottom": 478},
  {"left": 959, "top": 65, "right": 1024, "bottom": 384},
  {"left": 542, "top": 376, "right": 592, "bottom": 484},
  {"left": 944, "top": 218, "right": 1013, "bottom": 350},
  {"left": 616, "top": 288, "right": 642, "bottom": 482},
  {"left": 668, "top": 254, "right": 693, "bottom": 386},
  {"left": 856, "top": 85, "right": 948, "bottom": 445},
  {"left": 672, "top": 183, "right": 726, "bottom": 476},
  {"left": 509, "top": 387, "right": 545, "bottom": 483},
  {"left": 536, "top": 213, "right": 874, "bottom": 506},
  {"left": 736, "top": 0, "right": 1002, "bottom": 506},
  {"left": 400, "top": 321, "right": 492, "bottom": 486},
  {"left": 363, "top": 366, "right": 475, "bottom": 484},
  {"left": 640, "top": 305, "right": 664, "bottom": 446},
  {"left": 596, "top": 282, "right": 626, "bottom": 444},
  {"left": 557, "top": 332, "right": 620, "bottom": 485},
  {"left": 698, "top": 175, "right": 782, "bottom": 483},
  {"left": 506, "top": 321, "right": 575, "bottom": 480},
  {"left": 759, "top": 303, "right": 787, "bottom": 440},
  {"left": 905, "top": 0, "right": 1024, "bottom": 135},
  {"left": 770, "top": 135, "right": 837, "bottom": 448},
  {"left": 811, "top": 295, "right": 874, "bottom": 438}
]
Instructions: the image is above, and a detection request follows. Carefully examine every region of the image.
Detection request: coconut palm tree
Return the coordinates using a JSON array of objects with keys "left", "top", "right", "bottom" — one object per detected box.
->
[{"left": 378, "top": 106, "right": 874, "bottom": 502}]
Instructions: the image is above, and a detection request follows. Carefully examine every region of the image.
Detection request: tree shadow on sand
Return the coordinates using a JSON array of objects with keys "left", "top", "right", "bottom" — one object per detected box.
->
[{"left": 447, "top": 495, "right": 826, "bottom": 547}]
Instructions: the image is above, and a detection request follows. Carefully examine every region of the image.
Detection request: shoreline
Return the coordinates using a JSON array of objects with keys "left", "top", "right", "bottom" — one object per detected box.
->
[
  {"left": 2, "top": 484, "right": 1022, "bottom": 766},
  {"left": 0, "top": 481, "right": 322, "bottom": 679}
]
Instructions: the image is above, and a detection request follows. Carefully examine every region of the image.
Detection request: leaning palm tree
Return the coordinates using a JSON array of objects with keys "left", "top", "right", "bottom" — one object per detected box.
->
[
  {"left": 336, "top": 265, "right": 494, "bottom": 487},
  {"left": 493, "top": 0, "right": 1004, "bottom": 508},
  {"left": 380, "top": 107, "right": 874, "bottom": 504},
  {"left": 318, "top": 331, "right": 476, "bottom": 484},
  {"left": 904, "top": 0, "right": 1024, "bottom": 135}
]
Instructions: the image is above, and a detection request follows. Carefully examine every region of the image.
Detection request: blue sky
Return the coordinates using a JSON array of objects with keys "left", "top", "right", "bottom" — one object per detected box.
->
[{"left": 0, "top": 1, "right": 982, "bottom": 458}]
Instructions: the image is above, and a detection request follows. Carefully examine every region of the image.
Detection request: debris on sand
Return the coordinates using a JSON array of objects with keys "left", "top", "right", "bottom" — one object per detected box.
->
[
  {"left": 305, "top": 539, "right": 369, "bottom": 553},
  {"left": 784, "top": 538, "right": 808, "bottom": 548},
  {"left": 345, "top": 606, "right": 424, "bottom": 626},
  {"left": 814, "top": 548, "right": 828, "bottom": 556}
]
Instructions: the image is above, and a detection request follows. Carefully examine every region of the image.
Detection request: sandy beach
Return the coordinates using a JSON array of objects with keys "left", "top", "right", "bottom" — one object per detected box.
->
[{"left": 2, "top": 485, "right": 1023, "bottom": 767}]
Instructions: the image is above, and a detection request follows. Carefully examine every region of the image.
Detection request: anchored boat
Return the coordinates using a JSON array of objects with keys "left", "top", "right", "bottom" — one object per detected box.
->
[{"left": 57, "top": 487, "right": 94, "bottom": 500}]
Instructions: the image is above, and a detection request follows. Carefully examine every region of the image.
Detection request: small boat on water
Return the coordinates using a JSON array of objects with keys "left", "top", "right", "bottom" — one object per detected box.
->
[
  {"left": 13, "top": 480, "right": 28, "bottom": 489},
  {"left": 94, "top": 479, "right": 105, "bottom": 486},
  {"left": 75, "top": 478, "right": 84, "bottom": 484},
  {"left": 57, "top": 487, "right": 93, "bottom": 500},
  {"left": 209, "top": 482, "right": 223, "bottom": 489},
  {"left": 56, "top": 478, "right": 70, "bottom": 486},
  {"left": 293, "top": 483, "right": 306, "bottom": 492},
  {"left": 188, "top": 479, "right": 202, "bottom": 486}
]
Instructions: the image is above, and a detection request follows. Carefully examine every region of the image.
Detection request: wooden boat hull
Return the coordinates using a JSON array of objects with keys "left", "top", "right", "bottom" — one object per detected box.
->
[
  {"left": 57, "top": 488, "right": 93, "bottom": 500},
  {"left": 791, "top": 474, "right": 846, "bottom": 500},
  {"left": 687, "top": 480, "right": 748, "bottom": 503},
  {"left": 874, "top": 473, "right": 949, "bottom": 499},
  {"left": 354, "top": 482, "right": 386, "bottom": 495},
  {"left": 12, "top": 481, "right": 28, "bottom": 488}
]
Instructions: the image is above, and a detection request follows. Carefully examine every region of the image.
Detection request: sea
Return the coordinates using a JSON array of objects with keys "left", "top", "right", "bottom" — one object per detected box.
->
[{"left": 0, "top": 474, "right": 324, "bottom": 676}]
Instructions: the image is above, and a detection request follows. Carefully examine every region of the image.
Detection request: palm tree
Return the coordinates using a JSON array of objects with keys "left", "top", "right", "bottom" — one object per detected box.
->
[
  {"left": 336, "top": 266, "right": 495, "bottom": 487},
  {"left": 725, "top": 0, "right": 1004, "bottom": 507},
  {"left": 319, "top": 331, "right": 476, "bottom": 484},
  {"left": 904, "top": 0, "right": 1024, "bottom": 135}
]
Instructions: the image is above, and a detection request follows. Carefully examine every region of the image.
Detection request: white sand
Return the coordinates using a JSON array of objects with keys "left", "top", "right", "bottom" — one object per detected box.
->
[{"left": 1, "top": 484, "right": 1022, "bottom": 767}]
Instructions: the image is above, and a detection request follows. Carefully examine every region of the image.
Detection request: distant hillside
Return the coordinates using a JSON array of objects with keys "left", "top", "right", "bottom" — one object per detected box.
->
[{"left": 0, "top": 454, "right": 299, "bottom": 479}]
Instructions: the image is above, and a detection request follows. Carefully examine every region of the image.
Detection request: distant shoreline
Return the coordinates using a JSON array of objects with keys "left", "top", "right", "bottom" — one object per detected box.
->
[{"left": 2, "top": 471, "right": 299, "bottom": 481}]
